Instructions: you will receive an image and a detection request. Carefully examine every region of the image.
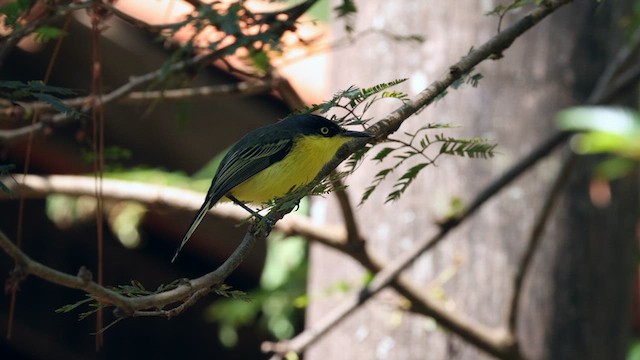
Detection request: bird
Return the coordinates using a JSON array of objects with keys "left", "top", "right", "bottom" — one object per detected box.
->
[{"left": 171, "top": 113, "right": 371, "bottom": 262}]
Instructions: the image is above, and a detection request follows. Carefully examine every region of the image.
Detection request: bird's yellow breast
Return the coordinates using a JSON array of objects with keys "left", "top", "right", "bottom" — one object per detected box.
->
[{"left": 230, "top": 135, "right": 351, "bottom": 203}]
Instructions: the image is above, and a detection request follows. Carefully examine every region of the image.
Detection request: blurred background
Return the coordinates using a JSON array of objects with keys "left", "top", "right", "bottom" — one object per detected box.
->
[{"left": 0, "top": 1, "right": 639, "bottom": 359}]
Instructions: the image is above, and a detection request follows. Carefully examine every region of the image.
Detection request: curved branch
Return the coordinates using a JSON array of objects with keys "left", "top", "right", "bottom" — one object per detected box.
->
[
  {"left": 0, "top": 219, "right": 262, "bottom": 317},
  {"left": 507, "top": 154, "right": 577, "bottom": 333}
]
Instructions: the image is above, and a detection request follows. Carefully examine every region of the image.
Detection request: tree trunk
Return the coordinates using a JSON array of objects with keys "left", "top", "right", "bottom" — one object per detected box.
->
[{"left": 306, "top": 1, "right": 637, "bottom": 359}]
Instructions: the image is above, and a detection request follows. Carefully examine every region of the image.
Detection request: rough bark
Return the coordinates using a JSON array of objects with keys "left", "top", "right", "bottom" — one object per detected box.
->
[{"left": 305, "top": 1, "right": 637, "bottom": 359}]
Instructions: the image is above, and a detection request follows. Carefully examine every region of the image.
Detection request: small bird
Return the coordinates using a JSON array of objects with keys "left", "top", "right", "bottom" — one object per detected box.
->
[{"left": 172, "top": 113, "right": 371, "bottom": 262}]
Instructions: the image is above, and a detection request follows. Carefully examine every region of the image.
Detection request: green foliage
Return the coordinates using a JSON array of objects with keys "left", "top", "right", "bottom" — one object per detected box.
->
[
  {"left": 334, "top": 0, "right": 358, "bottom": 33},
  {"left": 0, "top": 164, "right": 16, "bottom": 196},
  {"left": 55, "top": 295, "right": 95, "bottom": 315},
  {"left": 629, "top": 338, "right": 640, "bottom": 360},
  {"left": 206, "top": 233, "right": 307, "bottom": 347},
  {"left": 81, "top": 146, "right": 132, "bottom": 166},
  {"left": 485, "top": 0, "right": 538, "bottom": 17},
  {"left": 0, "top": 80, "right": 75, "bottom": 98},
  {"left": 451, "top": 66, "right": 483, "bottom": 90},
  {"left": 298, "top": 78, "right": 494, "bottom": 204},
  {"left": 431, "top": 63, "right": 482, "bottom": 109},
  {"left": 56, "top": 280, "right": 247, "bottom": 321},
  {"left": 361, "top": 125, "right": 496, "bottom": 204},
  {"left": 620, "top": 0, "right": 640, "bottom": 38},
  {"left": 33, "top": 26, "right": 67, "bottom": 43},
  {"left": 299, "top": 78, "right": 409, "bottom": 125},
  {"left": 213, "top": 284, "right": 251, "bottom": 301},
  {"left": 486, "top": 0, "right": 541, "bottom": 32},
  {"left": 0, "top": 0, "right": 33, "bottom": 30},
  {"left": 160, "top": 1, "right": 301, "bottom": 77},
  {"left": 557, "top": 106, "right": 640, "bottom": 179},
  {"left": 0, "top": 80, "right": 80, "bottom": 119},
  {"left": 293, "top": 271, "right": 373, "bottom": 309}
]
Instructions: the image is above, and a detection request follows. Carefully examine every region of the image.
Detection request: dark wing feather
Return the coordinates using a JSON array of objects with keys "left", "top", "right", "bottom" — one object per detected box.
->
[
  {"left": 171, "top": 137, "right": 293, "bottom": 262},
  {"left": 209, "top": 137, "right": 293, "bottom": 200}
]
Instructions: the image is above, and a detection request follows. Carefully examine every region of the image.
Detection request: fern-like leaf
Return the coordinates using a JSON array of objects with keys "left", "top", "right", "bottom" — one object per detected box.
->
[
  {"left": 385, "top": 162, "right": 429, "bottom": 203},
  {"left": 372, "top": 147, "right": 395, "bottom": 162}
]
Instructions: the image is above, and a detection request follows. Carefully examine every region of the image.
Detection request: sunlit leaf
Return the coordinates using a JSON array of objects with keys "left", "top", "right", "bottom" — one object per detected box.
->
[{"left": 557, "top": 106, "right": 640, "bottom": 158}]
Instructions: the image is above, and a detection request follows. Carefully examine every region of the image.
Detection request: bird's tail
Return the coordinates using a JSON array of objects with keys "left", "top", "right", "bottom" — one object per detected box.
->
[{"left": 171, "top": 194, "right": 217, "bottom": 263}]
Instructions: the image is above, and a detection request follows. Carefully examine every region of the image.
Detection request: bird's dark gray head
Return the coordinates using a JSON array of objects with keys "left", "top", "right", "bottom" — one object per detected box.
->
[{"left": 281, "top": 114, "right": 371, "bottom": 139}]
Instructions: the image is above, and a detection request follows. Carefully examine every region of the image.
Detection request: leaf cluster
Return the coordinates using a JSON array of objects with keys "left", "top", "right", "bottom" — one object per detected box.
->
[
  {"left": 160, "top": 1, "right": 301, "bottom": 77},
  {"left": 55, "top": 279, "right": 248, "bottom": 321},
  {"left": 333, "top": 0, "right": 358, "bottom": 33},
  {"left": 0, "top": 0, "right": 34, "bottom": 30},
  {"left": 296, "top": 78, "right": 495, "bottom": 205},
  {"left": 485, "top": 0, "right": 541, "bottom": 17},
  {"left": 361, "top": 125, "right": 496, "bottom": 204},
  {"left": 0, "top": 80, "right": 80, "bottom": 119},
  {"left": 299, "top": 78, "right": 409, "bottom": 126},
  {"left": 0, "top": 164, "right": 15, "bottom": 196},
  {"left": 485, "top": 0, "right": 542, "bottom": 32}
]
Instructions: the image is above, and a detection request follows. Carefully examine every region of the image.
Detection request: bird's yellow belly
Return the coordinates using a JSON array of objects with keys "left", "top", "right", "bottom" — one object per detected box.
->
[{"left": 229, "top": 135, "right": 350, "bottom": 203}]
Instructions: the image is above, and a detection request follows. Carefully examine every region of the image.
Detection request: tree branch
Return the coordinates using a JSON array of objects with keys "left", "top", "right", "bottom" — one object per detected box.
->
[
  {"left": 261, "top": 1, "right": 574, "bottom": 358},
  {"left": 0, "top": 219, "right": 263, "bottom": 317},
  {"left": 0, "top": 0, "right": 321, "bottom": 146}
]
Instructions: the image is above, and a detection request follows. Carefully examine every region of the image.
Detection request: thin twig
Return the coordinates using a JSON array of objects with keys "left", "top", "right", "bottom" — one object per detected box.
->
[
  {"left": 507, "top": 154, "right": 577, "bottom": 333},
  {"left": 587, "top": 28, "right": 640, "bottom": 104},
  {"left": 101, "top": 2, "right": 188, "bottom": 32},
  {"left": 124, "top": 80, "right": 274, "bottom": 101},
  {"left": 0, "top": 80, "right": 275, "bottom": 120}
]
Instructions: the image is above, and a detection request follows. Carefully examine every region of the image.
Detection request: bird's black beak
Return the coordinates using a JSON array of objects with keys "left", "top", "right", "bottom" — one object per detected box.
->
[{"left": 342, "top": 129, "right": 372, "bottom": 138}]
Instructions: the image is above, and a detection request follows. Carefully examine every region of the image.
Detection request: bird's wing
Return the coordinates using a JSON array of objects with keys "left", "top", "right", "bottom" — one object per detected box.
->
[
  {"left": 210, "top": 137, "right": 293, "bottom": 198},
  {"left": 171, "top": 138, "right": 292, "bottom": 262}
]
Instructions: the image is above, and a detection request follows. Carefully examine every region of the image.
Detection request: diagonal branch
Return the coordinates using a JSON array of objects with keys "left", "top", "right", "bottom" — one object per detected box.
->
[
  {"left": 507, "top": 154, "right": 577, "bottom": 333},
  {"left": 263, "top": 126, "right": 570, "bottom": 359},
  {"left": 261, "top": 0, "right": 574, "bottom": 358}
]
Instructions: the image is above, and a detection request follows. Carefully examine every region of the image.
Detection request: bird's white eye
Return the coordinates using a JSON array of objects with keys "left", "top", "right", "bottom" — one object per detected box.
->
[{"left": 320, "top": 126, "right": 330, "bottom": 135}]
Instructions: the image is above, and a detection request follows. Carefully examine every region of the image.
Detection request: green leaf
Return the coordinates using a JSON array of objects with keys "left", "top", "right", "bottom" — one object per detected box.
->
[
  {"left": 467, "top": 73, "right": 483, "bottom": 87},
  {"left": 26, "top": 81, "right": 75, "bottom": 95},
  {"left": 385, "top": 162, "right": 429, "bottom": 203},
  {"left": 345, "top": 145, "right": 371, "bottom": 173},
  {"left": 595, "top": 157, "right": 637, "bottom": 180},
  {"left": 557, "top": 106, "right": 640, "bottom": 158},
  {"left": 32, "top": 93, "right": 80, "bottom": 119},
  {"left": 55, "top": 296, "right": 95, "bottom": 314},
  {"left": 372, "top": 147, "right": 395, "bottom": 162},
  {"left": 33, "top": 26, "right": 67, "bottom": 43},
  {"left": 249, "top": 49, "right": 271, "bottom": 73},
  {"left": 0, "top": 0, "right": 33, "bottom": 28},
  {"left": 0, "top": 164, "right": 16, "bottom": 196},
  {"left": 557, "top": 106, "right": 640, "bottom": 134},
  {"left": 334, "top": 0, "right": 357, "bottom": 18},
  {"left": 486, "top": 0, "right": 533, "bottom": 17}
]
